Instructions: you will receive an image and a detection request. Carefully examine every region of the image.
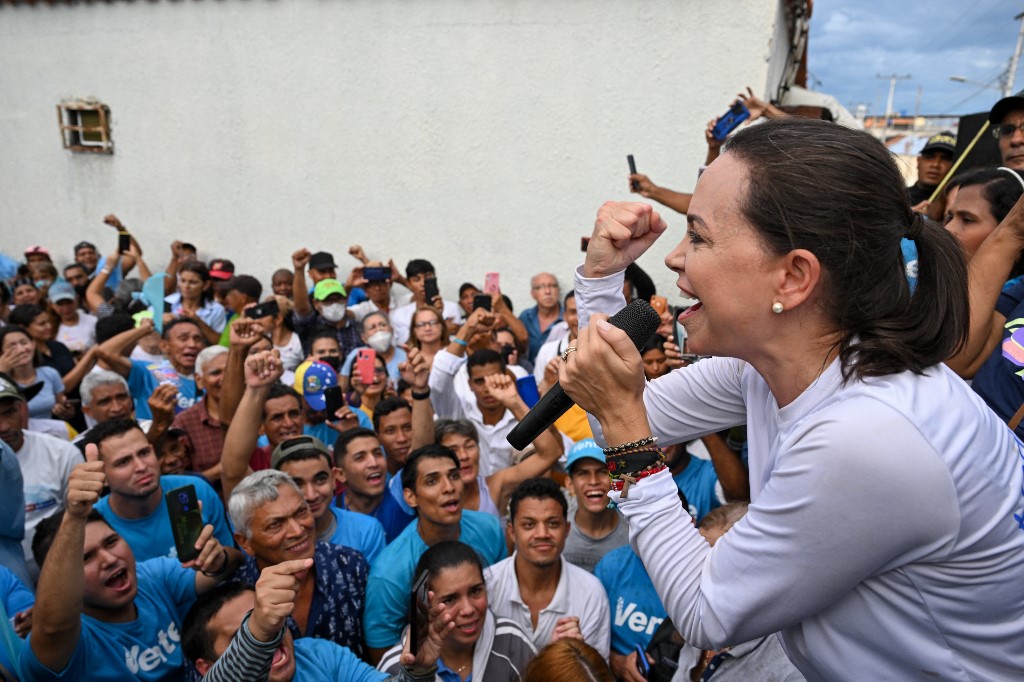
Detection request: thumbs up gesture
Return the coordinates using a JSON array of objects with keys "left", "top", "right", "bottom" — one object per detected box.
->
[{"left": 67, "top": 444, "right": 106, "bottom": 518}]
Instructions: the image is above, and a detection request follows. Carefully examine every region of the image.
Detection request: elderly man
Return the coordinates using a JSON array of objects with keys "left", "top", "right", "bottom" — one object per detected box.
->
[
  {"left": 518, "top": 272, "right": 563, "bottom": 363},
  {"left": 229, "top": 469, "right": 370, "bottom": 657}
]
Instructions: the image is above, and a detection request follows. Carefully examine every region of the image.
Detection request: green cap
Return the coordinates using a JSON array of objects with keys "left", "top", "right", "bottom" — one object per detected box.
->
[{"left": 313, "top": 279, "right": 346, "bottom": 302}]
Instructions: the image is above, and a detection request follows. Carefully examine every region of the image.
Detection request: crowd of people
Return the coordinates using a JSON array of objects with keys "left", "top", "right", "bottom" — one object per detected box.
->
[{"left": 1, "top": 85, "right": 1023, "bottom": 682}]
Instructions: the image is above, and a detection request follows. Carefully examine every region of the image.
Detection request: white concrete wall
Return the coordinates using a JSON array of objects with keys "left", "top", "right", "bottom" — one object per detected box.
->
[{"left": 0, "top": 0, "right": 786, "bottom": 309}]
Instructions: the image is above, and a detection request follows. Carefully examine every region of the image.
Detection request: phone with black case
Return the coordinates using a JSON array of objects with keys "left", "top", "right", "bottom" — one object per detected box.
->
[
  {"left": 118, "top": 231, "right": 131, "bottom": 254},
  {"left": 166, "top": 485, "right": 203, "bottom": 563},
  {"left": 424, "top": 277, "right": 440, "bottom": 305},
  {"left": 409, "top": 569, "right": 430, "bottom": 656},
  {"left": 324, "top": 385, "right": 344, "bottom": 417},
  {"left": 245, "top": 299, "right": 280, "bottom": 319},
  {"left": 472, "top": 294, "right": 492, "bottom": 312}
]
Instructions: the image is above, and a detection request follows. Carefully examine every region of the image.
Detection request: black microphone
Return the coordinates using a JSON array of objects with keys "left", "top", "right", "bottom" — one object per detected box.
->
[{"left": 507, "top": 299, "right": 661, "bottom": 450}]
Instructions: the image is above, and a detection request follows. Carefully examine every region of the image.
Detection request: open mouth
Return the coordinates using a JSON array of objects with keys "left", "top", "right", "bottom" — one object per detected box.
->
[
  {"left": 440, "top": 499, "right": 460, "bottom": 514},
  {"left": 105, "top": 567, "right": 131, "bottom": 591},
  {"left": 366, "top": 471, "right": 383, "bottom": 486},
  {"left": 286, "top": 539, "right": 311, "bottom": 555},
  {"left": 678, "top": 301, "right": 702, "bottom": 321},
  {"left": 583, "top": 490, "right": 608, "bottom": 505},
  {"left": 456, "top": 619, "right": 479, "bottom": 636},
  {"left": 270, "top": 643, "right": 289, "bottom": 670}
]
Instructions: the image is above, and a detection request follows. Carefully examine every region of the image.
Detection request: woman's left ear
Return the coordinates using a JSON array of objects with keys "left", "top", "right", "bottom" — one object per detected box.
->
[{"left": 775, "top": 249, "right": 821, "bottom": 309}]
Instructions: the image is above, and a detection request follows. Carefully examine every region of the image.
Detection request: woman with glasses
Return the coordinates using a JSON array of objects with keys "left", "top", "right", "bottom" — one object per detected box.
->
[{"left": 410, "top": 307, "right": 445, "bottom": 370}]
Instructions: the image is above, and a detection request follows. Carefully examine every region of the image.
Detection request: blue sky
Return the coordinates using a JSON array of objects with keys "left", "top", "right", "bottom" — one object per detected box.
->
[{"left": 807, "top": 0, "right": 1023, "bottom": 116}]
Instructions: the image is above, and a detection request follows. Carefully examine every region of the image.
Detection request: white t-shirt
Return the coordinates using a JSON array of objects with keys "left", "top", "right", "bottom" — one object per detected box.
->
[
  {"left": 274, "top": 331, "right": 305, "bottom": 372},
  {"left": 56, "top": 312, "right": 98, "bottom": 354},
  {"left": 576, "top": 267, "right": 1024, "bottom": 681},
  {"left": 16, "top": 430, "right": 81, "bottom": 579},
  {"left": 485, "top": 554, "right": 611, "bottom": 656}
]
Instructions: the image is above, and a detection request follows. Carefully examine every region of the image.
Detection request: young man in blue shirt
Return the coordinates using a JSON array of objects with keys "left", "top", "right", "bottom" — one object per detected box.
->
[
  {"left": 333, "top": 427, "right": 415, "bottom": 544},
  {"left": 89, "top": 418, "right": 233, "bottom": 561},
  {"left": 363, "top": 444, "right": 506, "bottom": 664},
  {"left": 19, "top": 442, "right": 241, "bottom": 681}
]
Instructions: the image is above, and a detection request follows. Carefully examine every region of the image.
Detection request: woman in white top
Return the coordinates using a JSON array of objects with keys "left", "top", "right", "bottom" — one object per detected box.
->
[
  {"left": 164, "top": 261, "right": 227, "bottom": 345},
  {"left": 560, "top": 118, "right": 1024, "bottom": 680}
]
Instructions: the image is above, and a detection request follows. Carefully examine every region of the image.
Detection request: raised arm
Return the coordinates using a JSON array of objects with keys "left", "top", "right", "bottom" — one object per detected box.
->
[
  {"left": 492, "top": 291, "right": 529, "bottom": 349},
  {"left": 221, "top": 349, "right": 282, "bottom": 501},
  {"left": 83, "top": 249, "right": 119, "bottom": 314},
  {"left": 291, "top": 249, "right": 313, "bottom": 317},
  {"left": 95, "top": 318, "right": 155, "bottom": 377},
  {"left": 218, "top": 316, "right": 266, "bottom": 425},
  {"left": 29, "top": 444, "right": 105, "bottom": 672},
  {"left": 945, "top": 195, "right": 1024, "bottom": 378},
  {"left": 59, "top": 345, "right": 100, "bottom": 392},
  {"left": 400, "top": 346, "right": 435, "bottom": 451}
]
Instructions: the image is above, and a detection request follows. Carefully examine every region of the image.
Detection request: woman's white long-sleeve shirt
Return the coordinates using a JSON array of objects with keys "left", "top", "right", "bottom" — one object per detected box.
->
[{"left": 575, "top": 267, "right": 1024, "bottom": 681}]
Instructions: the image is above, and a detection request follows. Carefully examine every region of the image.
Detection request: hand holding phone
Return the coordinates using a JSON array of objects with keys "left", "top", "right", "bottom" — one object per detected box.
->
[
  {"left": 472, "top": 294, "right": 492, "bottom": 312},
  {"left": 712, "top": 101, "right": 751, "bottom": 141},
  {"left": 245, "top": 299, "right": 280, "bottom": 319},
  {"left": 424, "top": 277, "right": 440, "bottom": 306},
  {"left": 484, "top": 272, "right": 500, "bottom": 294},
  {"left": 356, "top": 348, "right": 377, "bottom": 387},
  {"left": 409, "top": 569, "right": 430, "bottom": 657},
  {"left": 635, "top": 643, "right": 651, "bottom": 679},
  {"left": 628, "top": 155, "right": 640, "bottom": 191},
  {"left": 118, "top": 231, "right": 131, "bottom": 255}
]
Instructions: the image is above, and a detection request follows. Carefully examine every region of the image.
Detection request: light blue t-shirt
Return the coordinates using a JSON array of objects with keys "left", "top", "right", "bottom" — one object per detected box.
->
[
  {"left": 128, "top": 359, "right": 198, "bottom": 420},
  {"left": 0, "top": 566, "right": 34, "bottom": 674},
  {"left": 25, "top": 366, "right": 64, "bottom": 421},
  {"left": 293, "top": 636, "right": 387, "bottom": 682},
  {"left": 595, "top": 545, "right": 667, "bottom": 655},
  {"left": 18, "top": 557, "right": 196, "bottom": 681},
  {"left": 325, "top": 507, "right": 386, "bottom": 564},
  {"left": 336, "top": 488, "right": 415, "bottom": 545},
  {"left": 672, "top": 455, "right": 720, "bottom": 523},
  {"left": 363, "top": 510, "right": 507, "bottom": 648},
  {"left": 95, "top": 475, "right": 233, "bottom": 562}
]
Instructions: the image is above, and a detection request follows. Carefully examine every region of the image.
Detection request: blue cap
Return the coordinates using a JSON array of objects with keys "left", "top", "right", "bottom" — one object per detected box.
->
[
  {"left": 300, "top": 361, "right": 338, "bottom": 411},
  {"left": 566, "top": 438, "right": 604, "bottom": 473},
  {"left": 47, "top": 281, "right": 76, "bottom": 303}
]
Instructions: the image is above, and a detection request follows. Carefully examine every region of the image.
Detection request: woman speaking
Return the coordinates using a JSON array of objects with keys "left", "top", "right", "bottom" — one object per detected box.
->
[{"left": 559, "top": 118, "right": 1024, "bottom": 680}]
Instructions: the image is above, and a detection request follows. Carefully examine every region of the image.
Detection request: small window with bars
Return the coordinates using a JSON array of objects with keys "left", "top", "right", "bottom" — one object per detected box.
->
[{"left": 57, "top": 100, "right": 113, "bottom": 154}]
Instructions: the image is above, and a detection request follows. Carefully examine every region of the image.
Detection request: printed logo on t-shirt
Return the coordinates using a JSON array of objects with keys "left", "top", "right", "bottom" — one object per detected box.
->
[
  {"left": 124, "top": 621, "right": 181, "bottom": 673},
  {"left": 614, "top": 598, "right": 665, "bottom": 636}
]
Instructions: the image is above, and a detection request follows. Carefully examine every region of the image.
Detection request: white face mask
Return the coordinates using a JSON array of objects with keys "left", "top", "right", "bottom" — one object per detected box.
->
[
  {"left": 320, "top": 303, "right": 347, "bottom": 323},
  {"left": 367, "top": 330, "right": 393, "bottom": 353}
]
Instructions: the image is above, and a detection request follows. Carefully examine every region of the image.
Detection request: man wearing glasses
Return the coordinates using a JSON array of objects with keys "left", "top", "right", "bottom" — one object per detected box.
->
[
  {"left": 519, "top": 273, "right": 563, "bottom": 364},
  {"left": 990, "top": 90, "right": 1024, "bottom": 171}
]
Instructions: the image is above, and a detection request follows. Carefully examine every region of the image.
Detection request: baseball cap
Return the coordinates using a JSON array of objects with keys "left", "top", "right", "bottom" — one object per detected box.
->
[
  {"left": 24, "top": 245, "right": 50, "bottom": 258},
  {"left": 989, "top": 89, "right": 1024, "bottom": 124},
  {"left": 566, "top": 438, "right": 604, "bottom": 474},
  {"left": 920, "top": 131, "right": 956, "bottom": 156},
  {"left": 208, "top": 259, "right": 235, "bottom": 281},
  {"left": 313, "top": 279, "right": 346, "bottom": 302},
  {"left": 73, "top": 241, "right": 97, "bottom": 254},
  {"left": 295, "top": 360, "right": 338, "bottom": 411},
  {"left": 48, "top": 281, "right": 77, "bottom": 303},
  {"left": 270, "top": 435, "right": 332, "bottom": 470},
  {"left": 309, "top": 252, "right": 337, "bottom": 272},
  {"left": 0, "top": 373, "right": 43, "bottom": 403}
]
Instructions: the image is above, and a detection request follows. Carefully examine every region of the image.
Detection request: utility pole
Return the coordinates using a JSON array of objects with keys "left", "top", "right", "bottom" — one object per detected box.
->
[
  {"left": 876, "top": 73, "right": 911, "bottom": 139},
  {"left": 1007, "top": 11, "right": 1024, "bottom": 97}
]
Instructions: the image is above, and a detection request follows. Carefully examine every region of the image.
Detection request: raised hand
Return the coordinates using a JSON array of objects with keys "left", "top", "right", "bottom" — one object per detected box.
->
[
  {"left": 399, "top": 589, "right": 456, "bottom": 670},
  {"left": 583, "top": 202, "right": 668, "bottom": 279},
  {"left": 398, "top": 346, "right": 429, "bottom": 390},
  {"left": 147, "top": 382, "right": 179, "bottom": 424},
  {"left": 102, "top": 214, "right": 125, "bottom": 229},
  {"left": 249, "top": 558, "right": 315, "bottom": 642},
  {"left": 292, "top": 248, "right": 311, "bottom": 271},
  {"left": 629, "top": 173, "right": 658, "bottom": 198},
  {"left": 348, "top": 245, "right": 368, "bottom": 263},
  {"left": 67, "top": 444, "right": 107, "bottom": 518},
  {"left": 484, "top": 372, "right": 521, "bottom": 409},
  {"left": 244, "top": 349, "right": 283, "bottom": 388},
  {"left": 229, "top": 316, "right": 266, "bottom": 349}
]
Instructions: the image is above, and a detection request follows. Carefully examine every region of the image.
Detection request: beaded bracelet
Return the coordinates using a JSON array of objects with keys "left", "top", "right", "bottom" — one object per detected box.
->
[
  {"left": 603, "top": 436, "right": 658, "bottom": 456},
  {"left": 610, "top": 462, "right": 668, "bottom": 497},
  {"left": 605, "top": 446, "right": 664, "bottom": 477}
]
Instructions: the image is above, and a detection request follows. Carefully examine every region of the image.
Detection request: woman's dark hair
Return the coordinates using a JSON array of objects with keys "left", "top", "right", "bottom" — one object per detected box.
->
[
  {"left": 946, "top": 167, "right": 1024, "bottom": 279},
  {"left": 0, "top": 327, "right": 33, "bottom": 365},
  {"left": 640, "top": 333, "right": 668, "bottom": 356},
  {"left": 724, "top": 118, "right": 969, "bottom": 380},
  {"left": 413, "top": 540, "right": 484, "bottom": 594},
  {"left": 179, "top": 261, "right": 214, "bottom": 305},
  {"left": 946, "top": 167, "right": 1024, "bottom": 224},
  {"left": 8, "top": 304, "right": 46, "bottom": 329}
]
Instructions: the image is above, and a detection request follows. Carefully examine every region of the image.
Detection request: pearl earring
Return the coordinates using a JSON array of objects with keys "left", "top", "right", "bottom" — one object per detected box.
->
[{"left": 772, "top": 301, "right": 784, "bottom": 314}]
